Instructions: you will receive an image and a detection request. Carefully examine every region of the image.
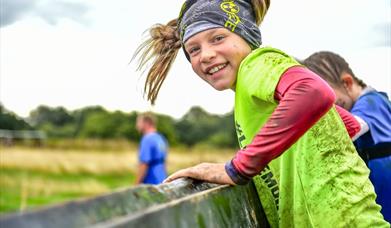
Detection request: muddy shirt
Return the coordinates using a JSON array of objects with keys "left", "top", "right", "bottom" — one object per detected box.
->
[{"left": 234, "top": 47, "right": 388, "bottom": 227}]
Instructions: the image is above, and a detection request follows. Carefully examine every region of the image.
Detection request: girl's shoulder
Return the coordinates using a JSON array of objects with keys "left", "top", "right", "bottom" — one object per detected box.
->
[
  {"left": 250, "top": 46, "right": 291, "bottom": 56},
  {"left": 238, "top": 46, "right": 300, "bottom": 79},
  {"left": 249, "top": 46, "right": 294, "bottom": 59},
  {"left": 236, "top": 46, "right": 302, "bottom": 103},
  {"left": 239, "top": 46, "right": 300, "bottom": 72}
]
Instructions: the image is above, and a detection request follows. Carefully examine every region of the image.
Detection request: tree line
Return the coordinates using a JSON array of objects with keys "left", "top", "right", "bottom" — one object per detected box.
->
[{"left": 0, "top": 104, "right": 238, "bottom": 148}]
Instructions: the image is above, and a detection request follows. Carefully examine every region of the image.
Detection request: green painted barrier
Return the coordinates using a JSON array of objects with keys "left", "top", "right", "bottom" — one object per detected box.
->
[{"left": 0, "top": 179, "right": 269, "bottom": 228}]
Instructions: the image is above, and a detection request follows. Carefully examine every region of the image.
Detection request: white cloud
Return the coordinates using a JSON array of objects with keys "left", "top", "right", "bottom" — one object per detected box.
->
[{"left": 0, "top": 0, "right": 90, "bottom": 27}]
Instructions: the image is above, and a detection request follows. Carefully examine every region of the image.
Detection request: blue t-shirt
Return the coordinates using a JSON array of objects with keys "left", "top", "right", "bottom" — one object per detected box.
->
[
  {"left": 351, "top": 88, "right": 391, "bottom": 222},
  {"left": 139, "top": 132, "right": 168, "bottom": 184},
  {"left": 351, "top": 89, "right": 391, "bottom": 149}
]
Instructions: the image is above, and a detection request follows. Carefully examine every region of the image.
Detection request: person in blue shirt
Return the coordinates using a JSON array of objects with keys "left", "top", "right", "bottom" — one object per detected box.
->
[
  {"left": 304, "top": 51, "right": 391, "bottom": 222},
  {"left": 135, "top": 112, "right": 168, "bottom": 185}
]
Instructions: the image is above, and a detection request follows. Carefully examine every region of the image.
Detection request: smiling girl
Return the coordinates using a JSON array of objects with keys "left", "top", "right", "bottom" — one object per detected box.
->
[{"left": 133, "top": 0, "right": 389, "bottom": 227}]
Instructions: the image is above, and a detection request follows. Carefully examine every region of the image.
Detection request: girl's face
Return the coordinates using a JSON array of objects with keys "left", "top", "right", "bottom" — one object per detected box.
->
[
  {"left": 184, "top": 28, "right": 251, "bottom": 91},
  {"left": 332, "top": 74, "right": 363, "bottom": 111},
  {"left": 333, "top": 86, "right": 355, "bottom": 110}
]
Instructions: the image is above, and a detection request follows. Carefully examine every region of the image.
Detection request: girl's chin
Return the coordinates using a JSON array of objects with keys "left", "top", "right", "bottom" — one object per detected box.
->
[{"left": 211, "top": 83, "right": 230, "bottom": 91}]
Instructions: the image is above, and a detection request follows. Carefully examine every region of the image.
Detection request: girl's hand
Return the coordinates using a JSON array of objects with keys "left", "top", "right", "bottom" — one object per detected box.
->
[{"left": 163, "top": 163, "right": 235, "bottom": 185}]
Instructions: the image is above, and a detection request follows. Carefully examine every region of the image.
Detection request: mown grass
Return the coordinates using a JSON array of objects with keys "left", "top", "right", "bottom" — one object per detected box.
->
[
  {"left": 0, "top": 168, "right": 127, "bottom": 213},
  {"left": 0, "top": 144, "right": 235, "bottom": 214}
]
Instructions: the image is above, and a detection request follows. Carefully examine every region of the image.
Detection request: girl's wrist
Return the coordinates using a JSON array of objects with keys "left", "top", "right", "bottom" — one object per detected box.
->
[{"left": 225, "top": 160, "right": 251, "bottom": 185}]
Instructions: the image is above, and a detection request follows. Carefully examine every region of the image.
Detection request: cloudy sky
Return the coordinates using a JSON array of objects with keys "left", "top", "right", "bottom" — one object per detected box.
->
[{"left": 1, "top": 0, "right": 390, "bottom": 119}]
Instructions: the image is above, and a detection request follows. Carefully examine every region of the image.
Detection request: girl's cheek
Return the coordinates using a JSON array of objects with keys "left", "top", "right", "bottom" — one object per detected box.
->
[{"left": 191, "top": 63, "right": 198, "bottom": 74}]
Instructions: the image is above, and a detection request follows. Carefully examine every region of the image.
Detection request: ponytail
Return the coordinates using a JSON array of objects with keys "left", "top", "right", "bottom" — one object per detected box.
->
[
  {"left": 132, "top": 19, "right": 181, "bottom": 105},
  {"left": 251, "top": 0, "right": 270, "bottom": 26}
]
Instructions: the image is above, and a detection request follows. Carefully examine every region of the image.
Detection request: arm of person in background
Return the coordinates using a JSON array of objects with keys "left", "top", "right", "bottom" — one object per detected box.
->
[
  {"left": 135, "top": 137, "right": 151, "bottom": 185},
  {"left": 335, "top": 105, "right": 363, "bottom": 139},
  {"left": 165, "top": 66, "right": 335, "bottom": 185},
  {"left": 351, "top": 115, "right": 369, "bottom": 141},
  {"left": 135, "top": 163, "right": 149, "bottom": 184}
]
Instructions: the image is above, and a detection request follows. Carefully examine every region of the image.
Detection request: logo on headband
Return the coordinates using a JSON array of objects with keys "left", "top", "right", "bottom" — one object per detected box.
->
[{"left": 220, "top": 0, "right": 241, "bottom": 32}]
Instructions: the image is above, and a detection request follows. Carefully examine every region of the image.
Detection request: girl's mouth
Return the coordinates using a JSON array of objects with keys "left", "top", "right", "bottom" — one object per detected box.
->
[{"left": 207, "top": 63, "right": 227, "bottom": 75}]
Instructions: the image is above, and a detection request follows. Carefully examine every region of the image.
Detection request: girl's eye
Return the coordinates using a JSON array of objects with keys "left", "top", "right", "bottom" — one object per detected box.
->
[
  {"left": 213, "top": 35, "right": 225, "bottom": 42},
  {"left": 188, "top": 46, "right": 200, "bottom": 55}
]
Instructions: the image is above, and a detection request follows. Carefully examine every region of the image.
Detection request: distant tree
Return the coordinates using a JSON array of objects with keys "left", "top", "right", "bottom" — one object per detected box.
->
[
  {"left": 29, "top": 105, "right": 74, "bottom": 127},
  {"left": 206, "top": 112, "right": 238, "bottom": 148},
  {"left": 28, "top": 105, "right": 76, "bottom": 138},
  {"left": 0, "top": 104, "right": 32, "bottom": 130},
  {"left": 20, "top": 104, "right": 237, "bottom": 148},
  {"left": 115, "top": 111, "right": 139, "bottom": 140},
  {"left": 156, "top": 114, "right": 178, "bottom": 145},
  {"left": 175, "top": 106, "right": 221, "bottom": 146},
  {"left": 71, "top": 106, "right": 107, "bottom": 137},
  {"left": 79, "top": 111, "right": 114, "bottom": 138},
  {"left": 78, "top": 109, "right": 140, "bottom": 140}
]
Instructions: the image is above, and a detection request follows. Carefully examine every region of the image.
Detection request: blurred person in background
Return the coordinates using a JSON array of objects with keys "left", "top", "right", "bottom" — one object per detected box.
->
[
  {"left": 135, "top": 112, "right": 168, "bottom": 184},
  {"left": 304, "top": 51, "right": 391, "bottom": 222}
]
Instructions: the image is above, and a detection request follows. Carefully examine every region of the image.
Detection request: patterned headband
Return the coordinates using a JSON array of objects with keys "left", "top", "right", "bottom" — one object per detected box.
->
[{"left": 178, "top": 0, "right": 262, "bottom": 50}]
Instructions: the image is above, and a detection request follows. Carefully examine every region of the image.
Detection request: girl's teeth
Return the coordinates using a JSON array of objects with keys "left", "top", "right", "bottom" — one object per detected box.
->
[
  {"left": 210, "top": 67, "right": 219, "bottom": 73},
  {"left": 209, "top": 64, "right": 226, "bottom": 74}
]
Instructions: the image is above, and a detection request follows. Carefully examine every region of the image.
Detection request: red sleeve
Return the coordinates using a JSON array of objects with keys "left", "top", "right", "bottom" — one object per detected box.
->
[
  {"left": 230, "top": 66, "right": 336, "bottom": 178},
  {"left": 335, "top": 105, "right": 361, "bottom": 138}
]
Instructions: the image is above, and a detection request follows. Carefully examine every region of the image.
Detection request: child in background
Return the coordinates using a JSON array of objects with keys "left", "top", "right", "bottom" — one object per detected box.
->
[
  {"left": 303, "top": 51, "right": 391, "bottom": 222},
  {"left": 133, "top": 0, "right": 389, "bottom": 226}
]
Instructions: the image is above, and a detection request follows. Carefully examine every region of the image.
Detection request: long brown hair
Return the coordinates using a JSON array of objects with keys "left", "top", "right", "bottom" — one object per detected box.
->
[
  {"left": 252, "top": 0, "right": 270, "bottom": 26},
  {"left": 132, "top": 19, "right": 181, "bottom": 105},
  {"left": 133, "top": 0, "right": 270, "bottom": 105}
]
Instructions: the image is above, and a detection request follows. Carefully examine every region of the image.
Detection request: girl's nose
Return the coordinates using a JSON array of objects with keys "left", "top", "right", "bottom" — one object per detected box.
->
[{"left": 200, "top": 48, "right": 216, "bottom": 63}]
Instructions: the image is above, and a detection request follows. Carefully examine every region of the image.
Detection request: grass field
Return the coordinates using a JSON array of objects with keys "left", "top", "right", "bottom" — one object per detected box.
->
[{"left": 0, "top": 144, "right": 235, "bottom": 214}]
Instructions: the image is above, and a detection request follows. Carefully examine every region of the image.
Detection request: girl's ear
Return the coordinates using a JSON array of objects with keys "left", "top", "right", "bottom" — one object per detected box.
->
[{"left": 341, "top": 73, "right": 354, "bottom": 90}]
